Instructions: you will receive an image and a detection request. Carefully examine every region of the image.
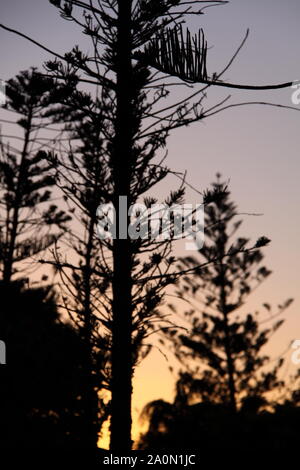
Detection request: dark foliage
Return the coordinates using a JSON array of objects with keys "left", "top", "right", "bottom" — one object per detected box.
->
[
  {"left": 138, "top": 399, "right": 300, "bottom": 451},
  {"left": 0, "top": 280, "right": 105, "bottom": 448}
]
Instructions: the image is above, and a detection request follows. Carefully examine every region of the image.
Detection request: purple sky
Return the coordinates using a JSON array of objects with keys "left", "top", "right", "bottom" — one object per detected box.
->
[{"left": 1, "top": 0, "right": 300, "bottom": 446}]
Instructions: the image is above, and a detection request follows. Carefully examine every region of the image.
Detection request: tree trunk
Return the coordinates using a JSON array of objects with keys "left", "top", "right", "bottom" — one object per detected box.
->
[
  {"left": 220, "top": 264, "right": 237, "bottom": 413},
  {"left": 3, "top": 109, "right": 32, "bottom": 284},
  {"left": 81, "top": 214, "right": 99, "bottom": 448},
  {"left": 110, "top": 0, "right": 134, "bottom": 452},
  {"left": 222, "top": 309, "right": 237, "bottom": 413}
]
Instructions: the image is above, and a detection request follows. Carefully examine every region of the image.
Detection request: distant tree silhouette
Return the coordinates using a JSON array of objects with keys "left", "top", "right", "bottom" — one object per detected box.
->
[
  {"left": 0, "top": 69, "right": 70, "bottom": 284},
  {"left": 0, "top": 279, "right": 107, "bottom": 448},
  {"left": 162, "top": 174, "right": 294, "bottom": 412}
]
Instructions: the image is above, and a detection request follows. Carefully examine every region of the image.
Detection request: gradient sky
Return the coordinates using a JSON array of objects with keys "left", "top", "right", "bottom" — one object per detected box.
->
[{"left": 1, "top": 0, "right": 300, "bottom": 447}]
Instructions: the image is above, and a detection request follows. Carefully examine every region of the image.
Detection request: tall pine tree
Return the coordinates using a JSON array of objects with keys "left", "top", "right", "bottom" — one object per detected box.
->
[
  {"left": 166, "top": 174, "right": 293, "bottom": 412},
  {"left": 0, "top": 69, "right": 70, "bottom": 284}
]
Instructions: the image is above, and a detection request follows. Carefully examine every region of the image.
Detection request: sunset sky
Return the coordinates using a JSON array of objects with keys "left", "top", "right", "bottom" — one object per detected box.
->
[{"left": 1, "top": 0, "right": 300, "bottom": 447}]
